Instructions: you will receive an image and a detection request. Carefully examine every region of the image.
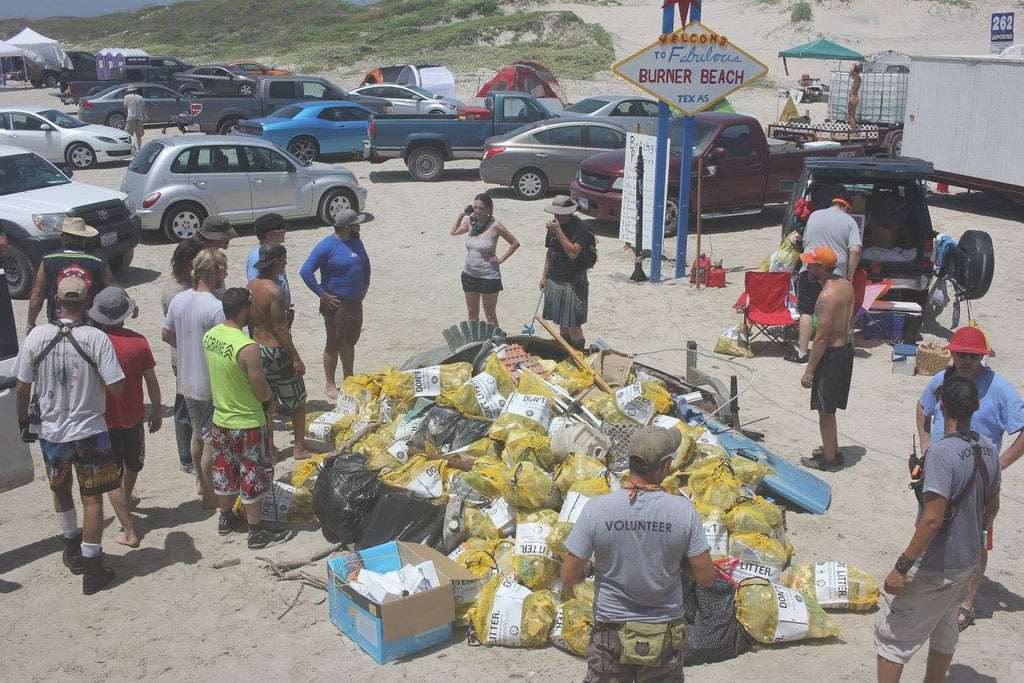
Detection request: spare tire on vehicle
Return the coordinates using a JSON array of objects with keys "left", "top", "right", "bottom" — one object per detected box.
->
[{"left": 955, "top": 230, "right": 994, "bottom": 300}]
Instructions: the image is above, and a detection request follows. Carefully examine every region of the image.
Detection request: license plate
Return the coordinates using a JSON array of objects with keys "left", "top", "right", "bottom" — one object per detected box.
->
[
  {"left": 576, "top": 197, "right": 589, "bottom": 210},
  {"left": 100, "top": 232, "right": 118, "bottom": 247}
]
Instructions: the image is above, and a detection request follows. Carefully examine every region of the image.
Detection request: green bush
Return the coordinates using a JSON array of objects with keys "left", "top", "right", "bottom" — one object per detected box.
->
[{"left": 791, "top": 1, "right": 813, "bottom": 21}]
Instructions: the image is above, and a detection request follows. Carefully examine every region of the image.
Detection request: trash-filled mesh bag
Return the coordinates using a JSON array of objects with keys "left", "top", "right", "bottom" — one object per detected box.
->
[
  {"left": 724, "top": 496, "right": 785, "bottom": 537},
  {"left": 502, "top": 461, "right": 561, "bottom": 510},
  {"left": 311, "top": 453, "right": 382, "bottom": 544},
  {"left": 782, "top": 562, "right": 880, "bottom": 611},
  {"left": 381, "top": 362, "right": 473, "bottom": 402},
  {"left": 470, "top": 573, "right": 558, "bottom": 647},
  {"left": 378, "top": 455, "right": 448, "bottom": 502},
  {"left": 465, "top": 497, "right": 517, "bottom": 539},
  {"left": 503, "top": 428, "right": 556, "bottom": 472},
  {"left": 688, "top": 460, "right": 743, "bottom": 510},
  {"left": 734, "top": 578, "right": 840, "bottom": 644},
  {"left": 547, "top": 477, "right": 612, "bottom": 559},
  {"left": 489, "top": 370, "right": 557, "bottom": 441},
  {"left": 553, "top": 454, "right": 606, "bottom": 495},
  {"left": 512, "top": 509, "right": 561, "bottom": 589},
  {"left": 550, "top": 599, "right": 594, "bottom": 657},
  {"left": 462, "top": 456, "right": 511, "bottom": 500},
  {"left": 681, "top": 577, "right": 751, "bottom": 664}
]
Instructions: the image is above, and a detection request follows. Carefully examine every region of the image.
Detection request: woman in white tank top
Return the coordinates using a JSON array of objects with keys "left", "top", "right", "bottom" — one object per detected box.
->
[{"left": 450, "top": 194, "right": 520, "bottom": 326}]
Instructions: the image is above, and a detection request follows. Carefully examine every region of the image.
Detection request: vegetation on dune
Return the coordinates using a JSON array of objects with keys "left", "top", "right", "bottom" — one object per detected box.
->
[
  {"left": 790, "top": 2, "right": 814, "bottom": 22},
  {"left": 0, "top": 0, "right": 614, "bottom": 79}
]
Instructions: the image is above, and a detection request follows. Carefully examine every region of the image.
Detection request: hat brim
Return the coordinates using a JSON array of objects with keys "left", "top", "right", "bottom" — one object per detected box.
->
[
  {"left": 544, "top": 204, "right": 577, "bottom": 215},
  {"left": 944, "top": 343, "right": 993, "bottom": 356},
  {"left": 338, "top": 212, "right": 374, "bottom": 226},
  {"left": 199, "top": 226, "right": 239, "bottom": 240},
  {"left": 63, "top": 225, "right": 99, "bottom": 238},
  {"left": 253, "top": 257, "right": 282, "bottom": 272},
  {"left": 799, "top": 253, "right": 817, "bottom": 264},
  {"left": 88, "top": 296, "right": 137, "bottom": 326}
]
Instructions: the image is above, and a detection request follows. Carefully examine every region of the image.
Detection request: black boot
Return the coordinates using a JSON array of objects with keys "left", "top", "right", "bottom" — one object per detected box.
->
[
  {"left": 571, "top": 337, "right": 587, "bottom": 352},
  {"left": 81, "top": 553, "right": 115, "bottom": 595},
  {"left": 61, "top": 532, "right": 83, "bottom": 576}
]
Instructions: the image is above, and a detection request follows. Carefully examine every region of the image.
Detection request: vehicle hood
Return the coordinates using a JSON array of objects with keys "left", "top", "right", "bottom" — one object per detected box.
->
[
  {"left": 72, "top": 123, "right": 131, "bottom": 139},
  {"left": 306, "top": 161, "right": 356, "bottom": 177},
  {"left": 0, "top": 182, "right": 127, "bottom": 214}
]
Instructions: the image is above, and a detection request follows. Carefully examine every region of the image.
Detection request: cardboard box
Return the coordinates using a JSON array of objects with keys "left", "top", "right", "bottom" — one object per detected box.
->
[{"left": 327, "top": 541, "right": 478, "bottom": 664}]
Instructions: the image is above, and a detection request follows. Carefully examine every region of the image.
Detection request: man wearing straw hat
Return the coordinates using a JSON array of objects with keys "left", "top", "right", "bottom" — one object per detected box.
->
[
  {"left": 26, "top": 217, "right": 118, "bottom": 333},
  {"left": 787, "top": 193, "right": 862, "bottom": 365},
  {"left": 123, "top": 85, "right": 147, "bottom": 153},
  {"left": 539, "top": 195, "right": 595, "bottom": 352}
]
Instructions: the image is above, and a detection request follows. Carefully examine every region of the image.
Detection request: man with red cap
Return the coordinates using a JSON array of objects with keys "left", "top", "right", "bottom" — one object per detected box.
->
[
  {"left": 787, "top": 194, "right": 862, "bottom": 364},
  {"left": 916, "top": 325, "right": 1024, "bottom": 631},
  {"left": 798, "top": 246, "right": 855, "bottom": 471}
]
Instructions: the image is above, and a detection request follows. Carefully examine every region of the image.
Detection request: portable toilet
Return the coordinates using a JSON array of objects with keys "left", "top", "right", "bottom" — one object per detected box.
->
[{"left": 95, "top": 47, "right": 149, "bottom": 80}]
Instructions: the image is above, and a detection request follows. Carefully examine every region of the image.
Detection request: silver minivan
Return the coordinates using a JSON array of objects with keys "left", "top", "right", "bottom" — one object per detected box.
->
[{"left": 120, "top": 135, "right": 368, "bottom": 241}]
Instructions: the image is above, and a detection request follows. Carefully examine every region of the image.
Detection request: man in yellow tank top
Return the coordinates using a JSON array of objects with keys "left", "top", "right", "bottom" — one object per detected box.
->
[{"left": 203, "top": 288, "right": 288, "bottom": 550}]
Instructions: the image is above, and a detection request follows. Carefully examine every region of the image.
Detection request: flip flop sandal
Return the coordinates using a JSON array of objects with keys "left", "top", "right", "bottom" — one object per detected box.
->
[
  {"left": 800, "top": 451, "right": 845, "bottom": 472},
  {"left": 957, "top": 606, "right": 976, "bottom": 632}
]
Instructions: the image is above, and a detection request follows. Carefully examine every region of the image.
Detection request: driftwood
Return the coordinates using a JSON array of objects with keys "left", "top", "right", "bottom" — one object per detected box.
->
[
  {"left": 256, "top": 543, "right": 342, "bottom": 575},
  {"left": 335, "top": 420, "right": 381, "bottom": 453},
  {"left": 278, "top": 584, "right": 304, "bottom": 620},
  {"left": 212, "top": 558, "right": 241, "bottom": 569}
]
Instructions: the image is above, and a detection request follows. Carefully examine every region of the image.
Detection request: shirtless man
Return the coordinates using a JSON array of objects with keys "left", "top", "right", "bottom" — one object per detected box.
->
[
  {"left": 246, "top": 243, "right": 311, "bottom": 460},
  {"left": 799, "top": 246, "right": 855, "bottom": 472}
]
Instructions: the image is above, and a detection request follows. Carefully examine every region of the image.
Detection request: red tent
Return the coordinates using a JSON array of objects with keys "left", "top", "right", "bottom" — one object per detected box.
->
[{"left": 476, "top": 59, "right": 569, "bottom": 106}]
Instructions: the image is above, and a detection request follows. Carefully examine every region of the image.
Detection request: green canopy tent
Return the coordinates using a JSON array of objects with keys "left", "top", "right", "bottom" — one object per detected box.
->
[{"left": 779, "top": 38, "right": 864, "bottom": 74}]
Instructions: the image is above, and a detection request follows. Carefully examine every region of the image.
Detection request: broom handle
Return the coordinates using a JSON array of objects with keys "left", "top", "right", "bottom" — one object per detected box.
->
[{"left": 534, "top": 314, "right": 614, "bottom": 394}]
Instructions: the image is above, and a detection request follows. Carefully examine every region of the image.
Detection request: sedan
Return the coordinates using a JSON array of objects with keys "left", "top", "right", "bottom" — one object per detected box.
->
[
  {"left": 234, "top": 101, "right": 372, "bottom": 163},
  {"left": 121, "top": 135, "right": 368, "bottom": 241},
  {"left": 562, "top": 95, "right": 660, "bottom": 135},
  {"left": 78, "top": 83, "right": 192, "bottom": 130},
  {"left": 479, "top": 119, "right": 628, "bottom": 200},
  {"left": 349, "top": 83, "right": 459, "bottom": 115},
  {"left": 172, "top": 65, "right": 260, "bottom": 96},
  {"left": 0, "top": 106, "right": 132, "bottom": 169},
  {"left": 229, "top": 60, "right": 293, "bottom": 77}
]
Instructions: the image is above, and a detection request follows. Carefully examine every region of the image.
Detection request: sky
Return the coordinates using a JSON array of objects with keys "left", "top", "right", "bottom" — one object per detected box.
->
[{"left": 2, "top": 0, "right": 377, "bottom": 20}]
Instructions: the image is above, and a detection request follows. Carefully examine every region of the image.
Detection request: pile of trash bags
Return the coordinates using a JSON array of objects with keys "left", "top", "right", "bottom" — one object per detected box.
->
[{"left": 263, "top": 345, "right": 880, "bottom": 656}]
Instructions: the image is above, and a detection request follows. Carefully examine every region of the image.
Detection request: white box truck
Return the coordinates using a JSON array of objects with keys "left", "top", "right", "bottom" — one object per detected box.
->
[{"left": 901, "top": 55, "right": 1024, "bottom": 198}]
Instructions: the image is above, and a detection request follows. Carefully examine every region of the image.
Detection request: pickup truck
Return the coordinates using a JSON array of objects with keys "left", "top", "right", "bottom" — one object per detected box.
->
[
  {"left": 55, "top": 51, "right": 97, "bottom": 90},
  {"left": 366, "top": 92, "right": 558, "bottom": 181},
  {"left": 56, "top": 65, "right": 178, "bottom": 104},
  {"left": 570, "top": 112, "right": 863, "bottom": 235},
  {"left": 187, "top": 76, "right": 391, "bottom": 135}
]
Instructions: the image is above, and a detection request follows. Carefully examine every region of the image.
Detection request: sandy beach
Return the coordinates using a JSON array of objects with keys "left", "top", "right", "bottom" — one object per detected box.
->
[{"left": 2, "top": 2, "right": 1023, "bottom": 680}]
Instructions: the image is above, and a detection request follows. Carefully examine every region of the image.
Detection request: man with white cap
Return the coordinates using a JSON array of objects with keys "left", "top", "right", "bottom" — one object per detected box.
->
[
  {"left": 26, "top": 217, "right": 118, "bottom": 333},
  {"left": 561, "top": 426, "right": 715, "bottom": 681},
  {"left": 90, "top": 286, "right": 162, "bottom": 515},
  {"left": 14, "top": 277, "right": 136, "bottom": 594},
  {"left": 539, "top": 195, "right": 595, "bottom": 352}
]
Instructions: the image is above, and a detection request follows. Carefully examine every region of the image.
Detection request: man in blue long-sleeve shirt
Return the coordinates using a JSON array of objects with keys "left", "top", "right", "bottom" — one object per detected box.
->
[{"left": 299, "top": 209, "right": 371, "bottom": 399}]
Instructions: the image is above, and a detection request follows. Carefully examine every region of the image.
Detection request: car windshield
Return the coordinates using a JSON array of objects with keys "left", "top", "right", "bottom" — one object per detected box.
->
[
  {"left": 271, "top": 105, "right": 302, "bottom": 119},
  {"left": 564, "top": 98, "right": 608, "bottom": 114},
  {"left": 669, "top": 120, "right": 716, "bottom": 155},
  {"left": 37, "top": 109, "right": 89, "bottom": 129},
  {"left": 404, "top": 85, "right": 435, "bottom": 98},
  {"left": 0, "top": 153, "right": 70, "bottom": 195}
]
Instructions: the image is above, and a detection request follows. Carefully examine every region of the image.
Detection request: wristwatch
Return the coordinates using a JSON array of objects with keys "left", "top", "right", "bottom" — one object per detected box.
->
[{"left": 894, "top": 553, "right": 914, "bottom": 575}]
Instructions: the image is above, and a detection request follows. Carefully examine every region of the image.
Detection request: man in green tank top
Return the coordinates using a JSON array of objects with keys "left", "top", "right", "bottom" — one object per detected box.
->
[{"left": 203, "top": 288, "right": 288, "bottom": 550}]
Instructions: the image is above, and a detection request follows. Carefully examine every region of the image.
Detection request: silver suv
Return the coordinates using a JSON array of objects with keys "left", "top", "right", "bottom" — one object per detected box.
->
[{"left": 120, "top": 135, "right": 368, "bottom": 241}]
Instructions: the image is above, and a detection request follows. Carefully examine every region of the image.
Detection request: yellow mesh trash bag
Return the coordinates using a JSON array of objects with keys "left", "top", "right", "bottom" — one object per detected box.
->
[
  {"left": 462, "top": 456, "right": 511, "bottom": 499},
  {"left": 381, "top": 362, "right": 473, "bottom": 401},
  {"left": 669, "top": 433, "right": 697, "bottom": 471},
  {"left": 724, "top": 496, "right": 784, "bottom": 537},
  {"left": 504, "top": 428, "right": 556, "bottom": 472},
  {"left": 484, "top": 353, "right": 519, "bottom": 397},
  {"left": 727, "top": 457, "right": 773, "bottom": 488},
  {"left": 688, "top": 460, "right": 743, "bottom": 510},
  {"left": 290, "top": 453, "right": 328, "bottom": 489},
  {"left": 550, "top": 599, "right": 594, "bottom": 656},
  {"left": 660, "top": 470, "right": 686, "bottom": 496},
  {"left": 735, "top": 578, "right": 841, "bottom": 644},
  {"left": 304, "top": 411, "right": 354, "bottom": 442},
  {"left": 489, "top": 370, "right": 557, "bottom": 442},
  {"left": 783, "top": 562, "right": 880, "bottom": 611},
  {"left": 465, "top": 498, "right": 517, "bottom": 539},
  {"left": 729, "top": 532, "right": 792, "bottom": 575},
  {"left": 693, "top": 501, "right": 730, "bottom": 559},
  {"left": 471, "top": 574, "right": 558, "bottom": 647},
  {"left": 680, "top": 443, "right": 732, "bottom": 476},
  {"left": 512, "top": 509, "right": 561, "bottom": 589},
  {"left": 502, "top": 462, "right": 561, "bottom": 510},
  {"left": 378, "top": 455, "right": 448, "bottom": 502},
  {"left": 573, "top": 578, "right": 595, "bottom": 604},
  {"left": 548, "top": 477, "right": 612, "bottom": 559},
  {"left": 438, "top": 358, "right": 515, "bottom": 420},
  {"left": 553, "top": 454, "right": 607, "bottom": 495},
  {"left": 547, "top": 357, "right": 596, "bottom": 396}
]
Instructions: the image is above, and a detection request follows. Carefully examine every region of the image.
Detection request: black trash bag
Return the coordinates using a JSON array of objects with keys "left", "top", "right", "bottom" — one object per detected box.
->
[
  {"left": 681, "top": 577, "right": 751, "bottom": 664},
  {"left": 450, "top": 416, "right": 493, "bottom": 452},
  {"left": 358, "top": 489, "right": 446, "bottom": 550},
  {"left": 408, "top": 406, "right": 462, "bottom": 452},
  {"left": 312, "top": 453, "right": 382, "bottom": 545}
]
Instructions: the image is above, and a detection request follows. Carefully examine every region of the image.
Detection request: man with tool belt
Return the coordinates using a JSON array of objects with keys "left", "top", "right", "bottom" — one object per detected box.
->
[{"left": 561, "top": 426, "right": 716, "bottom": 682}]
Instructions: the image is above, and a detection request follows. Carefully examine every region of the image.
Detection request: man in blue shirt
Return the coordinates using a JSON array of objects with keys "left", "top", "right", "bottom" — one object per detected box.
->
[
  {"left": 915, "top": 326, "right": 1024, "bottom": 631},
  {"left": 245, "top": 213, "right": 291, "bottom": 309},
  {"left": 299, "top": 209, "right": 371, "bottom": 400}
]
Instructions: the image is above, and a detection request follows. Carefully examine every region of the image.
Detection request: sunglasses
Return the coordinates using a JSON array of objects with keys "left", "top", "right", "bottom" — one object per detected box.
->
[{"left": 952, "top": 352, "right": 982, "bottom": 360}]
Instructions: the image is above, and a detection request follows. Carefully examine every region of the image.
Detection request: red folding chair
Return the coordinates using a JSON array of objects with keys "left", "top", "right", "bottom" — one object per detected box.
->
[{"left": 733, "top": 271, "right": 798, "bottom": 353}]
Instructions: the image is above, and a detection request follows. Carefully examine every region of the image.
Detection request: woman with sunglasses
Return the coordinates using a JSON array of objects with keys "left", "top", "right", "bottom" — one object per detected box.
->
[{"left": 451, "top": 193, "right": 519, "bottom": 327}]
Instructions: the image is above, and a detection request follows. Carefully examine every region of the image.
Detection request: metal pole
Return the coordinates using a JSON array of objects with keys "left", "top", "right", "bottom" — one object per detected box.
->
[
  {"left": 649, "top": 2, "right": 676, "bottom": 283},
  {"left": 694, "top": 156, "right": 704, "bottom": 289},
  {"left": 673, "top": 0, "right": 702, "bottom": 280}
]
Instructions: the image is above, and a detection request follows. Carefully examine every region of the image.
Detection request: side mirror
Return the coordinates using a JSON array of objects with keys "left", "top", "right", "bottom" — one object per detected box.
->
[
  {"left": 40, "top": 123, "right": 55, "bottom": 132},
  {"left": 708, "top": 146, "right": 726, "bottom": 162},
  {"left": 779, "top": 180, "right": 796, "bottom": 194},
  {"left": 59, "top": 164, "right": 74, "bottom": 178}
]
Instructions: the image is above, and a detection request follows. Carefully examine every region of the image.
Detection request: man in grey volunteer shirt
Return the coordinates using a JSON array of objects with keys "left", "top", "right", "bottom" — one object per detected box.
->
[
  {"left": 788, "top": 194, "right": 863, "bottom": 364},
  {"left": 562, "top": 426, "right": 715, "bottom": 682},
  {"left": 875, "top": 376, "right": 1000, "bottom": 682}
]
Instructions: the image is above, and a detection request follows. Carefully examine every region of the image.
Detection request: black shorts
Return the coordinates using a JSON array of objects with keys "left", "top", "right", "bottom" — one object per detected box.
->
[
  {"left": 811, "top": 343, "right": 854, "bottom": 414},
  {"left": 461, "top": 271, "right": 503, "bottom": 294},
  {"left": 796, "top": 270, "right": 822, "bottom": 316},
  {"left": 109, "top": 423, "right": 146, "bottom": 473}
]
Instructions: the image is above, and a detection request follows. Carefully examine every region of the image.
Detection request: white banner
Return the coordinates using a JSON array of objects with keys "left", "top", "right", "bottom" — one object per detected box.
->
[{"left": 619, "top": 132, "right": 668, "bottom": 250}]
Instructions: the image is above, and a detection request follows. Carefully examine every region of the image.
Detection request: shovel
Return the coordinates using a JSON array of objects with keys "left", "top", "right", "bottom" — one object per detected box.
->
[{"left": 522, "top": 291, "right": 544, "bottom": 334}]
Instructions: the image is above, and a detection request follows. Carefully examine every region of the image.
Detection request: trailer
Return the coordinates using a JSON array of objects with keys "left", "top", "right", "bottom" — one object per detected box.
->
[{"left": 901, "top": 55, "right": 1024, "bottom": 199}]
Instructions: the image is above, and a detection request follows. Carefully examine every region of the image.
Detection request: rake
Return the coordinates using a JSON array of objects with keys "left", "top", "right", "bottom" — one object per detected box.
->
[{"left": 521, "top": 291, "right": 544, "bottom": 334}]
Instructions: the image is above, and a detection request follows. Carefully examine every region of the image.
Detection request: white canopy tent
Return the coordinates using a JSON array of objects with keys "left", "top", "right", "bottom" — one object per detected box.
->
[
  {"left": 7, "top": 27, "right": 70, "bottom": 69},
  {"left": 0, "top": 40, "right": 26, "bottom": 58}
]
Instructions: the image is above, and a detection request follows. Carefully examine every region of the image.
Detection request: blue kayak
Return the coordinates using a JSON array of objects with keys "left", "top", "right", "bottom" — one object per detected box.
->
[{"left": 677, "top": 404, "right": 832, "bottom": 515}]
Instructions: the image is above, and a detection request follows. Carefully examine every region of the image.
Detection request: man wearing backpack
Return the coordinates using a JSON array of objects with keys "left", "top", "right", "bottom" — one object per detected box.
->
[
  {"left": 876, "top": 376, "right": 1001, "bottom": 682},
  {"left": 539, "top": 195, "right": 596, "bottom": 352},
  {"left": 14, "top": 277, "right": 137, "bottom": 595}
]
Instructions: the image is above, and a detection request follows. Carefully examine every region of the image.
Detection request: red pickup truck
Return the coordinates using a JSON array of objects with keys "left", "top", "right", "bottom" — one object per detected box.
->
[{"left": 569, "top": 112, "right": 863, "bottom": 235}]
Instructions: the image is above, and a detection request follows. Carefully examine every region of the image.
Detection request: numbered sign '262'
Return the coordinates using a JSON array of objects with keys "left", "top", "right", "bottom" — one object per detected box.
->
[{"left": 613, "top": 21, "right": 768, "bottom": 116}]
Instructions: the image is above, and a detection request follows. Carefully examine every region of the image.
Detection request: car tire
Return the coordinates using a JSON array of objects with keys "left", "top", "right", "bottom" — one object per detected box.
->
[
  {"left": 65, "top": 142, "right": 96, "bottom": 170},
  {"left": 162, "top": 202, "right": 207, "bottom": 242},
  {"left": 3, "top": 243, "right": 34, "bottom": 299},
  {"left": 109, "top": 247, "right": 134, "bottom": 273},
  {"left": 318, "top": 188, "right": 356, "bottom": 225},
  {"left": 407, "top": 146, "right": 444, "bottom": 182},
  {"left": 955, "top": 230, "right": 994, "bottom": 300},
  {"left": 217, "top": 117, "right": 241, "bottom": 135},
  {"left": 106, "top": 111, "right": 128, "bottom": 130},
  {"left": 512, "top": 168, "right": 549, "bottom": 200},
  {"left": 287, "top": 136, "right": 320, "bottom": 163},
  {"left": 238, "top": 83, "right": 255, "bottom": 96},
  {"left": 664, "top": 196, "right": 680, "bottom": 238},
  {"left": 43, "top": 73, "right": 59, "bottom": 89},
  {"left": 886, "top": 130, "right": 903, "bottom": 158},
  {"left": 428, "top": 109, "right": 446, "bottom": 116}
]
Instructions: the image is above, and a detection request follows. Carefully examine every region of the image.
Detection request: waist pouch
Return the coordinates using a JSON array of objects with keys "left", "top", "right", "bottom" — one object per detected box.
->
[{"left": 617, "top": 620, "right": 685, "bottom": 667}]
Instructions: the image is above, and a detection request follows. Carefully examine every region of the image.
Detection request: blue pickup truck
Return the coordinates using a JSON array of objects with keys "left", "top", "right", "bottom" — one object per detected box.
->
[{"left": 366, "top": 92, "right": 557, "bottom": 181}]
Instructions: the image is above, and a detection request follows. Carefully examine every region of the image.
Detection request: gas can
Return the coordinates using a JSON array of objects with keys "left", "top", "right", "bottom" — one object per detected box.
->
[{"left": 706, "top": 266, "right": 726, "bottom": 288}]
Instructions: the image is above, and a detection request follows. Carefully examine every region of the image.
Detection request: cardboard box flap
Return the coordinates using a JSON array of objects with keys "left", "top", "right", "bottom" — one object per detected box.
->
[{"left": 380, "top": 584, "right": 454, "bottom": 642}]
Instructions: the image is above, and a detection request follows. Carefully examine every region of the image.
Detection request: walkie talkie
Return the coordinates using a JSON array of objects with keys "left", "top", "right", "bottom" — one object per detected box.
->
[{"left": 908, "top": 434, "right": 925, "bottom": 504}]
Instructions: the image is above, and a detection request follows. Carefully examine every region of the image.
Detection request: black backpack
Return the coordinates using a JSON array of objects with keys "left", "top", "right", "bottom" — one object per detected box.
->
[{"left": 579, "top": 231, "right": 598, "bottom": 270}]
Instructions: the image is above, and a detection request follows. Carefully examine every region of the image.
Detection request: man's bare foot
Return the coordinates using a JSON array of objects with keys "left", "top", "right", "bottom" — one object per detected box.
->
[
  {"left": 293, "top": 445, "right": 315, "bottom": 460},
  {"left": 114, "top": 530, "right": 140, "bottom": 548},
  {"left": 325, "top": 385, "right": 339, "bottom": 400}
]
